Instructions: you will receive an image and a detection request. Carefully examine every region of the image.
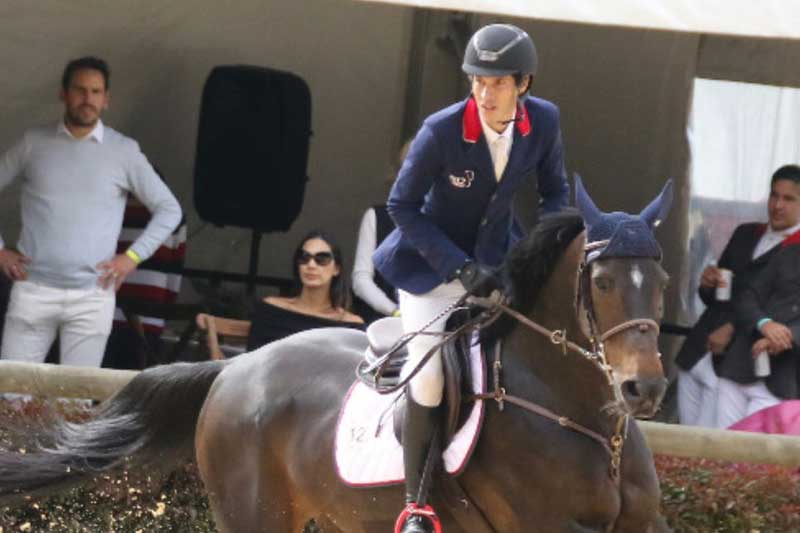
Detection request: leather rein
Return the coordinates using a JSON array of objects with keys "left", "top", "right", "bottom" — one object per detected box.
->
[
  {"left": 470, "top": 240, "right": 659, "bottom": 484},
  {"left": 356, "top": 241, "right": 660, "bottom": 486},
  {"left": 470, "top": 300, "right": 655, "bottom": 484},
  {"left": 361, "top": 240, "right": 660, "bottom": 484}
]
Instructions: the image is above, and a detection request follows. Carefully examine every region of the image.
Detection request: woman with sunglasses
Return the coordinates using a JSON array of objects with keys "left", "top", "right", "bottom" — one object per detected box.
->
[{"left": 245, "top": 230, "right": 364, "bottom": 350}]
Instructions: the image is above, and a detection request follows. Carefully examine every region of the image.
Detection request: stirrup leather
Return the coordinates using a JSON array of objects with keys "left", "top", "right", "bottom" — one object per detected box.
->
[{"left": 394, "top": 503, "right": 443, "bottom": 533}]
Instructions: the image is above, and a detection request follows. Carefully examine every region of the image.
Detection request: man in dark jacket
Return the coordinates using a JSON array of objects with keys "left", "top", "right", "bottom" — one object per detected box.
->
[
  {"left": 374, "top": 23, "right": 569, "bottom": 533},
  {"left": 675, "top": 165, "right": 800, "bottom": 427},
  {"left": 714, "top": 167, "right": 800, "bottom": 427}
]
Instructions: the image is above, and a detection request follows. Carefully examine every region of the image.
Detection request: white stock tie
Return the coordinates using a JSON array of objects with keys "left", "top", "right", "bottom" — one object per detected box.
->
[{"left": 493, "top": 136, "right": 509, "bottom": 181}]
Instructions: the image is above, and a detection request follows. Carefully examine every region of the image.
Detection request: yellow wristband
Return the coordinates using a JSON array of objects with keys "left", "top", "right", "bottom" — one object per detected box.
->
[
  {"left": 125, "top": 249, "right": 142, "bottom": 265},
  {"left": 392, "top": 309, "right": 401, "bottom": 317}
]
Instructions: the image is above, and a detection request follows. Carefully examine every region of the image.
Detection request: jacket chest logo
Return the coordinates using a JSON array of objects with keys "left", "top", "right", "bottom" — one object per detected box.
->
[{"left": 449, "top": 170, "right": 475, "bottom": 189}]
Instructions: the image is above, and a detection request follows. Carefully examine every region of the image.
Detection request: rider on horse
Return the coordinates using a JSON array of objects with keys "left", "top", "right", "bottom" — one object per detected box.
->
[{"left": 373, "top": 23, "right": 570, "bottom": 533}]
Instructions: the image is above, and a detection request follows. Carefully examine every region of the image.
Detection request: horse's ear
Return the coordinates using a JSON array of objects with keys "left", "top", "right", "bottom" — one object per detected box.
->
[
  {"left": 574, "top": 174, "right": 602, "bottom": 227},
  {"left": 639, "top": 179, "right": 674, "bottom": 229}
]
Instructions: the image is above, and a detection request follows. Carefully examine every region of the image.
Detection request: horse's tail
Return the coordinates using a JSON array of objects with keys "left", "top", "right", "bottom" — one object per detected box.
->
[{"left": 0, "top": 359, "right": 227, "bottom": 502}]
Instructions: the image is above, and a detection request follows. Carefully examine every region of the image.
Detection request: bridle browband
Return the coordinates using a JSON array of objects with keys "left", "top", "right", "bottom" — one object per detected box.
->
[
  {"left": 469, "top": 239, "right": 660, "bottom": 484},
  {"left": 358, "top": 240, "right": 661, "bottom": 485}
]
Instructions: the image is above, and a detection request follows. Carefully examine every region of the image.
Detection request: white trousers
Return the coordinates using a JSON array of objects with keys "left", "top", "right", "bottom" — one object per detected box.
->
[
  {"left": 399, "top": 280, "right": 465, "bottom": 407},
  {"left": 1, "top": 280, "right": 115, "bottom": 367},
  {"left": 677, "top": 352, "right": 719, "bottom": 427},
  {"left": 715, "top": 377, "right": 782, "bottom": 429}
]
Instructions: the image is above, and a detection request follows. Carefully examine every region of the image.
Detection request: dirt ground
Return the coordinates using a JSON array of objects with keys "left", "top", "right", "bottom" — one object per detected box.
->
[
  {"left": 3, "top": 399, "right": 799, "bottom": 532},
  {"left": 0, "top": 399, "right": 216, "bottom": 532}
]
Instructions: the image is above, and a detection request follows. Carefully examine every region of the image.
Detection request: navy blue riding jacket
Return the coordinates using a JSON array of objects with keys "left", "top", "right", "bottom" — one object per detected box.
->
[{"left": 373, "top": 95, "right": 569, "bottom": 295}]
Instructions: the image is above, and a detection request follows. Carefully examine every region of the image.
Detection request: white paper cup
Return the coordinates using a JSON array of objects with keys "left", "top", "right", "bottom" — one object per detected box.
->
[
  {"left": 754, "top": 351, "right": 771, "bottom": 378},
  {"left": 716, "top": 268, "right": 733, "bottom": 301}
]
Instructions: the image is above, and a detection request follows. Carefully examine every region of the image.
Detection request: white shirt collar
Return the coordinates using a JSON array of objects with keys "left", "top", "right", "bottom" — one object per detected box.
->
[
  {"left": 57, "top": 119, "right": 104, "bottom": 143},
  {"left": 479, "top": 113, "right": 514, "bottom": 146},
  {"left": 767, "top": 221, "right": 800, "bottom": 239}
]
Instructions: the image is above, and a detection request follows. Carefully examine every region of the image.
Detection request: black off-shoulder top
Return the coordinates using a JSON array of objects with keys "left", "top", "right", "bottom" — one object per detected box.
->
[{"left": 246, "top": 300, "right": 365, "bottom": 351}]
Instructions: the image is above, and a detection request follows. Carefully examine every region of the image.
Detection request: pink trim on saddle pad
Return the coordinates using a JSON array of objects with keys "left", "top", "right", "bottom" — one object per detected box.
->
[{"left": 334, "top": 340, "right": 487, "bottom": 488}]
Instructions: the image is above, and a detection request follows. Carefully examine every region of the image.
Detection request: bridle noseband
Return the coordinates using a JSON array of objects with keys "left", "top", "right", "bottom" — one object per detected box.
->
[
  {"left": 360, "top": 240, "right": 662, "bottom": 485},
  {"left": 471, "top": 240, "right": 661, "bottom": 484}
]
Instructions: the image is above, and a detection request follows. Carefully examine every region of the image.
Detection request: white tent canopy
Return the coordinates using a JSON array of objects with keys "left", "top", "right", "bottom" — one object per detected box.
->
[{"left": 360, "top": 0, "right": 800, "bottom": 40}]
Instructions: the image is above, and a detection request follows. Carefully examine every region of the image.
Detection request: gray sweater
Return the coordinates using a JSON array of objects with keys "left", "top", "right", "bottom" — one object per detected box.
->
[{"left": 0, "top": 121, "right": 182, "bottom": 289}]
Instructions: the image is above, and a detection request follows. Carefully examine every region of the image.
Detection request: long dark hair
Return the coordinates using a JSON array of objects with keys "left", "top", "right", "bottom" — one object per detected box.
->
[{"left": 291, "top": 229, "right": 352, "bottom": 310}]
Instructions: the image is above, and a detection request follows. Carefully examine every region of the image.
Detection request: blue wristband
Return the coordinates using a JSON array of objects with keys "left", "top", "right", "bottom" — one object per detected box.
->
[{"left": 757, "top": 318, "right": 773, "bottom": 330}]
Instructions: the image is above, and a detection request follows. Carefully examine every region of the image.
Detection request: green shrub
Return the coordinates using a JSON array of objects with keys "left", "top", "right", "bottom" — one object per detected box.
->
[
  {"left": 656, "top": 455, "right": 800, "bottom": 532},
  {"left": 3, "top": 402, "right": 800, "bottom": 532}
]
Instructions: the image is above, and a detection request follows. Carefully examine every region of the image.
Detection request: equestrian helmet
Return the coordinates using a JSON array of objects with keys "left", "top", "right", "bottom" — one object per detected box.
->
[{"left": 462, "top": 24, "right": 538, "bottom": 78}]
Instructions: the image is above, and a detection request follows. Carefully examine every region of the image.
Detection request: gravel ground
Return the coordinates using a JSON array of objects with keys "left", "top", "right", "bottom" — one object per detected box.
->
[
  {"left": 0, "top": 399, "right": 216, "bottom": 532},
  {"left": 3, "top": 399, "right": 798, "bottom": 532}
]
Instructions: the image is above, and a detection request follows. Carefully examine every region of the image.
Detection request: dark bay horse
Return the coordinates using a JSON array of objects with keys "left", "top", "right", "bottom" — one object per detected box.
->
[{"left": 0, "top": 189, "right": 672, "bottom": 532}]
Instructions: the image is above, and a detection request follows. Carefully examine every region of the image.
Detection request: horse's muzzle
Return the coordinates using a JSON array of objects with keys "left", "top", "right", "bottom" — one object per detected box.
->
[{"left": 621, "top": 376, "right": 667, "bottom": 418}]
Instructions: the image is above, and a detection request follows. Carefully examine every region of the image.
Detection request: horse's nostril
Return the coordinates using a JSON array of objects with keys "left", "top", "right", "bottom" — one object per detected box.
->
[{"left": 623, "top": 380, "right": 640, "bottom": 398}]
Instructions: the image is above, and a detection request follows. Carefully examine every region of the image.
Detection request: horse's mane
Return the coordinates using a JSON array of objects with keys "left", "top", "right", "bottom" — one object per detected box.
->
[
  {"left": 481, "top": 209, "right": 584, "bottom": 341},
  {"left": 505, "top": 208, "right": 585, "bottom": 311}
]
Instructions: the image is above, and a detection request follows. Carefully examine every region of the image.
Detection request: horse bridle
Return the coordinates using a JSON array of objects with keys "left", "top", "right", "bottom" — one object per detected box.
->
[
  {"left": 471, "top": 239, "right": 660, "bottom": 484},
  {"left": 363, "top": 239, "right": 660, "bottom": 484}
]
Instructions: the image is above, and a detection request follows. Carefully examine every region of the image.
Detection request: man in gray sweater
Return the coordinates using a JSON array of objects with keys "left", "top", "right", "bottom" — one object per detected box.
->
[{"left": 0, "top": 56, "right": 182, "bottom": 367}]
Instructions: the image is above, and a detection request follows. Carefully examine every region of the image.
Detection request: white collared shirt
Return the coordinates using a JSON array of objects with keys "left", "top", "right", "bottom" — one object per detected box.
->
[
  {"left": 479, "top": 114, "right": 514, "bottom": 181},
  {"left": 57, "top": 119, "right": 105, "bottom": 143},
  {"left": 752, "top": 221, "right": 800, "bottom": 259}
]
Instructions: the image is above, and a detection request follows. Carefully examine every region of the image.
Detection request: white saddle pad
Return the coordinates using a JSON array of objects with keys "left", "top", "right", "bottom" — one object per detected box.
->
[{"left": 334, "top": 341, "right": 486, "bottom": 488}]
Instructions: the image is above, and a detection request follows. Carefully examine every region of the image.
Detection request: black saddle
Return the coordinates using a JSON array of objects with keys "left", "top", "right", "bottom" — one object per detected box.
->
[{"left": 362, "top": 310, "right": 482, "bottom": 447}]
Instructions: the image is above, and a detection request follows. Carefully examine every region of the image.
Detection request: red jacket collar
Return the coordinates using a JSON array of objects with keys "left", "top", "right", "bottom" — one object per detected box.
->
[
  {"left": 462, "top": 97, "right": 531, "bottom": 143},
  {"left": 781, "top": 227, "right": 800, "bottom": 247}
]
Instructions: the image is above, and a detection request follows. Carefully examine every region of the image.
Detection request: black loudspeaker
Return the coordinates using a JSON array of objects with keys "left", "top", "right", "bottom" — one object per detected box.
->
[{"left": 194, "top": 65, "right": 311, "bottom": 232}]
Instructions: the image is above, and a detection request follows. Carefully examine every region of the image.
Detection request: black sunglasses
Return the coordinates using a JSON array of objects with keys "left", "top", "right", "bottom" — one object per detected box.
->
[{"left": 296, "top": 250, "right": 334, "bottom": 266}]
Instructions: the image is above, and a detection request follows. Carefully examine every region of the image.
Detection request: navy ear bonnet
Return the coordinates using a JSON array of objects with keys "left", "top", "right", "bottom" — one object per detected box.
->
[{"left": 574, "top": 175, "right": 673, "bottom": 262}]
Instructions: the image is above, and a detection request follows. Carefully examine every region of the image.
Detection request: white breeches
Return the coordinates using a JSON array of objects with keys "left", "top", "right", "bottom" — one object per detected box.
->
[
  {"left": 715, "top": 377, "right": 781, "bottom": 429},
  {"left": 398, "top": 280, "right": 465, "bottom": 407},
  {"left": 1, "top": 280, "right": 115, "bottom": 367},
  {"left": 677, "top": 352, "right": 719, "bottom": 427}
]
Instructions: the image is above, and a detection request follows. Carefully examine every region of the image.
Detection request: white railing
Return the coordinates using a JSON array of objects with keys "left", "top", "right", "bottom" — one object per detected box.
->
[
  {"left": 2, "top": 361, "right": 800, "bottom": 466},
  {"left": 639, "top": 420, "right": 800, "bottom": 466},
  {"left": 0, "top": 361, "right": 136, "bottom": 402}
]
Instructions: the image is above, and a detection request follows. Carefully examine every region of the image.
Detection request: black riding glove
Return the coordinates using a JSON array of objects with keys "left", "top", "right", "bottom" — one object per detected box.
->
[{"left": 457, "top": 261, "right": 500, "bottom": 298}]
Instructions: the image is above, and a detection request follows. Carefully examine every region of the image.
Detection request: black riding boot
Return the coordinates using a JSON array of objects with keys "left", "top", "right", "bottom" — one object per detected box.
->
[{"left": 399, "top": 394, "right": 440, "bottom": 533}]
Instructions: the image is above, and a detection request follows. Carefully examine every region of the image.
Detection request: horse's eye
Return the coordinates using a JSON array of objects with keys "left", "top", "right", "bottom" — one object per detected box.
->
[{"left": 594, "top": 277, "right": 614, "bottom": 292}]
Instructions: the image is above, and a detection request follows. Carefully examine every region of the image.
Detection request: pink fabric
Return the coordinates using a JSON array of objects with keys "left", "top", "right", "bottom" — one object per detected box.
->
[{"left": 728, "top": 400, "right": 800, "bottom": 435}]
